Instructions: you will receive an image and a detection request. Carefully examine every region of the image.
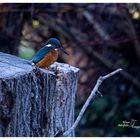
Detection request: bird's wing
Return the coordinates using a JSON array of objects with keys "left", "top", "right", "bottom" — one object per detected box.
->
[{"left": 31, "top": 46, "right": 52, "bottom": 64}]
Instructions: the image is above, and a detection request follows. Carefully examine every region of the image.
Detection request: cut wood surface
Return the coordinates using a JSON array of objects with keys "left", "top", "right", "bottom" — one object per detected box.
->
[{"left": 0, "top": 52, "right": 79, "bottom": 137}]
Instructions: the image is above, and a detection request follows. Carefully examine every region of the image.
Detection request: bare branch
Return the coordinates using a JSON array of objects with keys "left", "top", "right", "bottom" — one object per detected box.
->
[
  {"left": 91, "top": 50, "right": 140, "bottom": 89},
  {"left": 63, "top": 68, "right": 122, "bottom": 137},
  {"left": 102, "top": 68, "right": 122, "bottom": 80}
]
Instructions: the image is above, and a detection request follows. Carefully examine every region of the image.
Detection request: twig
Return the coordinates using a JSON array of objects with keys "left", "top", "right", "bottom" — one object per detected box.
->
[
  {"left": 83, "top": 47, "right": 140, "bottom": 89},
  {"left": 63, "top": 68, "right": 122, "bottom": 137},
  {"left": 93, "top": 50, "right": 140, "bottom": 89}
]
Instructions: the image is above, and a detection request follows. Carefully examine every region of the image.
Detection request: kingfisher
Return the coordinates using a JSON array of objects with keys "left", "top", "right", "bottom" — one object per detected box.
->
[{"left": 31, "top": 38, "right": 68, "bottom": 68}]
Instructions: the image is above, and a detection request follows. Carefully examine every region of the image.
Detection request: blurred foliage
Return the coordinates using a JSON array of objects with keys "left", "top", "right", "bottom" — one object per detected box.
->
[
  {"left": 0, "top": 3, "right": 140, "bottom": 137},
  {"left": 19, "top": 45, "right": 35, "bottom": 59}
]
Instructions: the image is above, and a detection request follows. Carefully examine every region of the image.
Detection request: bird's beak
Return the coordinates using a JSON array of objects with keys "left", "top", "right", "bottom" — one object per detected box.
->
[{"left": 61, "top": 46, "right": 69, "bottom": 55}]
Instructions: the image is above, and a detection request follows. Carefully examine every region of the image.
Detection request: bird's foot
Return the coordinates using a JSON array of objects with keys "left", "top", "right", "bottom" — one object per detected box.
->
[
  {"left": 45, "top": 67, "right": 49, "bottom": 70},
  {"left": 32, "top": 63, "right": 37, "bottom": 70},
  {"left": 32, "top": 63, "right": 40, "bottom": 73}
]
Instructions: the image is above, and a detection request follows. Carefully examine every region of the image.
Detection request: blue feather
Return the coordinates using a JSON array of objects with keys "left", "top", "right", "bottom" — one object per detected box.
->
[{"left": 32, "top": 45, "right": 56, "bottom": 64}]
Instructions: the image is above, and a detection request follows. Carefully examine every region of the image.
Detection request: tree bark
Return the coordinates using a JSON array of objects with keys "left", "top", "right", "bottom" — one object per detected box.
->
[{"left": 0, "top": 52, "right": 79, "bottom": 137}]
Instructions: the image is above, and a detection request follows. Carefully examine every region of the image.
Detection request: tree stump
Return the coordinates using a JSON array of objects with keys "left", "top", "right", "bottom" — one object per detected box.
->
[{"left": 0, "top": 52, "right": 79, "bottom": 137}]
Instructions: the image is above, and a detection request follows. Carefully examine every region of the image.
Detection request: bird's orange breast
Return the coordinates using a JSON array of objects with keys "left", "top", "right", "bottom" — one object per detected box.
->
[{"left": 36, "top": 49, "right": 59, "bottom": 68}]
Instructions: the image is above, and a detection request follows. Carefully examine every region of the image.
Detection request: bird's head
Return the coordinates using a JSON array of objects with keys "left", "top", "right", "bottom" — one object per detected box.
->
[{"left": 46, "top": 38, "right": 69, "bottom": 55}]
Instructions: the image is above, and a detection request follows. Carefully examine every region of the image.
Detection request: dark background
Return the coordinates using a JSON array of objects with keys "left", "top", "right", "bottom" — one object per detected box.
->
[{"left": 0, "top": 3, "right": 140, "bottom": 136}]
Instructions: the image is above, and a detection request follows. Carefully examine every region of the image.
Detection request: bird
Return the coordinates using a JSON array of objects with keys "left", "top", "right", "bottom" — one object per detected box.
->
[{"left": 31, "top": 38, "right": 69, "bottom": 69}]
